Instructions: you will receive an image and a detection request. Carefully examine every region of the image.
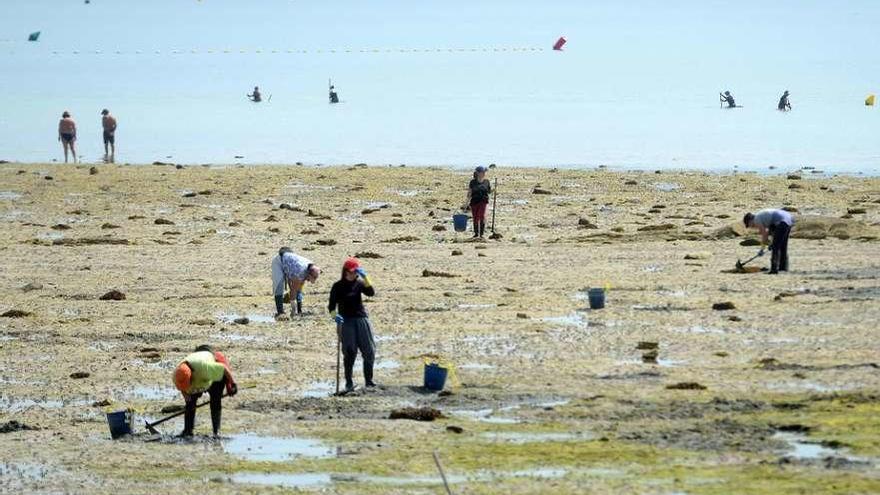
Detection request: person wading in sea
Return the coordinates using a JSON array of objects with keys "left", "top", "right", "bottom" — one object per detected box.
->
[
  {"left": 720, "top": 90, "right": 738, "bottom": 108},
  {"left": 777, "top": 90, "right": 792, "bottom": 111},
  {"left": 248, "top": 86, "right": 262, "bottom": 102}
]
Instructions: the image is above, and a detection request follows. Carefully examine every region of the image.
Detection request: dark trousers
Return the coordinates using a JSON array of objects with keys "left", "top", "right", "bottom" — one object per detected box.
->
[
  {"left": 183, "top": 375, "right": 226, "bottom": 436},
  {"left": 340, "top": 317, "right": 376, "bottom": 386},
  {"left": 770, "top": 223, "right": 791, "bottom": 272}
]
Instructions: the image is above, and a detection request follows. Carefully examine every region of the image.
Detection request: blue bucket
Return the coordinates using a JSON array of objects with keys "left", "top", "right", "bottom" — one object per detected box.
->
[
  {"left": 452, "top": 214, "right": 468, "bottom": 232},
  {"left": 106, "top": 409, "right": 132, "bottom": 439},
  {"left": 588, "top": 288, "right": 606, "bottom": 309},
  {"left": 423, "top": 363, "right": 448, "bottom": 391}
]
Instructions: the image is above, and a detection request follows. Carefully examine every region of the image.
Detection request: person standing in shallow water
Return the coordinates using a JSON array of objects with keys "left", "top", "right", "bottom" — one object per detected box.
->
[
  {"left": 466, "top": 165, "right": 491, "bottom": 238},
  {"left": 328, "top": 257, "right": 377, "bottom": 392},
  {"left": 720, "top": 90, "right": 737, "bottom": 108},
  {"left": 248, "top": 86, "right": 262, "bottom": 102},
  {"left": 58, "top": 111, "right": 77, "bottom": 163},
  {"left": 778, "top": 90, "right": 792, "bottom": 111}
]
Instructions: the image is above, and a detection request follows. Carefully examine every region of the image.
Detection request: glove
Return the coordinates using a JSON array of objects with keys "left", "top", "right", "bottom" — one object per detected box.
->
[
  {"left": 227, "top": 382, "right": 238, "bottom": 397},
  {"left": 334, "top": 314, "right": 344, "bottom": 325},
  {"left": 355, "top": 267, "right": 367, "bottom": 278},
  {"left": 296, "top": 291, "right": 303, "bottom": 303},
  {"left": 757, "top": 249, "right": 765, "bottom": 257}
]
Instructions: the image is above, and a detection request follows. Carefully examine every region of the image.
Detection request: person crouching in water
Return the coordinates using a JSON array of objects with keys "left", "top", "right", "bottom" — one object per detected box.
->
[
  {"left": 466, "top": 165, "right": 492, "bottom": 238},
  {"left": 173, "top": 345, "right": 238, "bottom": 437},
  {"left": 743, "top": 208, "right": 795, "bottom": 274},
  {"left": 328, "top": 257, "right": 377, "bottom": 392},
  {"left": 271, "top": 247, "right": 321, "bottom": 319}
]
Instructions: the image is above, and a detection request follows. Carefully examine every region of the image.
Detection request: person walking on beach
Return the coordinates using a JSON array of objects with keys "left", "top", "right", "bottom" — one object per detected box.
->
[
  {"left": 328, "top": 257, "right": 377, "bottom": 392},
  {"left": 173, "top": 344, "right": 238, "bottom": 437},
  {"left": 777, "top": 90, "right": 792, "bottom": 111},
  {"left": 465, "top": 166, "right": 492, "bottom": 238},
  {"left": 58, "top": 111, "right": 77, "bottom": 163},
  {"left": 743, "top": 208, "right": 794, "bottom": 274},
  {"left": 248, "top": 86, "right": 262, "bottom": 102},
  {"left": 101, "top": 109, "right": 117, "bottom": 163},
  {"left": 720, "top": 91, "right": 737, "bottom": 108},
  {"left": 271, "top": 247, "right": 321, "bottom": 318}
]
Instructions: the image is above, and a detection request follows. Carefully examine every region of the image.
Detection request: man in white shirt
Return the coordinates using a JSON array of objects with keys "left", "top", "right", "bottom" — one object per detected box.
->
[{"left": 271, "top": 247, "right": 321, "bottom": 318}]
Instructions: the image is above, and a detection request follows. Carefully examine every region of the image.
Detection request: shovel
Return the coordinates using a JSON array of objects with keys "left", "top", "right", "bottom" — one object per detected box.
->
[
  {"left": 144, "top": 384, "right": 254, "bottom": 434},
  {"left": 735, "top": 251, "right": 762, "bottom": 270}
]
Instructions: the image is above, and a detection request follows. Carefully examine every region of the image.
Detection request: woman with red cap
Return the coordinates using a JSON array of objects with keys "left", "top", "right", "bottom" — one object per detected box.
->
[
  {"left": 328, "top": 257, "right": 377, "bottom": 392},
  {"left": 172, "top": 344, "right": 238, "bottom": 437}
]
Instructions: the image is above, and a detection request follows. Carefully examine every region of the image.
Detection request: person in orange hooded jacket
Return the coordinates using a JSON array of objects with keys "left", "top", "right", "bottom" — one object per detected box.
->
[{"left": 173, "top": 344, "right": 238, "bottom": 437}]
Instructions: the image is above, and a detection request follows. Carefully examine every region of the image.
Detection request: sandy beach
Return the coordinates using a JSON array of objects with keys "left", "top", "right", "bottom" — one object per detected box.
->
[{"left": 1, "top": 162, "right": 879, "bottom": 494}]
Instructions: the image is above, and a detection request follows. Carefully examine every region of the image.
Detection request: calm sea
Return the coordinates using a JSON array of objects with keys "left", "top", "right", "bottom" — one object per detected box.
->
[{"left": 1, "top": 0, "right": 878, "bottom": 173}]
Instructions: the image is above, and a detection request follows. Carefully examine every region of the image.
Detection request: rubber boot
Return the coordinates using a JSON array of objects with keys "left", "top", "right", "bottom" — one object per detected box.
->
[
  {"left": 479, "top": 222, "right": 485, "bottom": 238},
  {"left": 274, "top": 295, "right": 284, "bottom": 316},
  {"left": 472, "top": 222, "right": 479, "bottom": 238},
  {"left": 344, "top": 361, "right": 355, "bottom": 392},
  {"left": 210, "top": 399, "right": 222, "bottom": 437},
  {"left": 364, "top": 360, "right": 375, "bottom": 387},
  {"left": 181, "top": 401, "right": 195, "bottom": 437}
]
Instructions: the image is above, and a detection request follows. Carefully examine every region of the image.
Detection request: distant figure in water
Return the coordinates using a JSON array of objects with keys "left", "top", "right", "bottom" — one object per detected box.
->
[
  {"left": 248, "top": 86, "right": 262, "bottom": 102},
  {"left": 58, "top": 111, "right": 77, "bottom": 163},
  {"left": 777, "top": 90, "right": 792, "bottom": 111},
  {"left": 720, "top": 91, "right": 737, "bottom": 108},
  {"left": 329, "top": 85, "right": 339, "bottom": 104}
]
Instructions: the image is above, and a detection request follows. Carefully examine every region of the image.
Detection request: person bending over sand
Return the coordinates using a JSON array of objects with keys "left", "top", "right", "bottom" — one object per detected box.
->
[
  {"left": 271, "top": 247, "right": 321, "bottom": 318},
  {"left": 743, "top": 208, "right": 794, "bottom": 274},
  {"left": 173, "top": 344, "right": 238, "bottom": 437}
]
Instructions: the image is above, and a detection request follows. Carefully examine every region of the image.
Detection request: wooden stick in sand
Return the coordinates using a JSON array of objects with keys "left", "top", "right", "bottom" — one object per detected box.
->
[{"left": 433, "top": 449, "right": 454, "bottom": 495}]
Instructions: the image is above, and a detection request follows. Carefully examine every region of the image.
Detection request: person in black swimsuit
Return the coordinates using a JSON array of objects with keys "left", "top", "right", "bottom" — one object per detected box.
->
[{"left": 58, "top": 111, "right": 77, "bottom": 163}]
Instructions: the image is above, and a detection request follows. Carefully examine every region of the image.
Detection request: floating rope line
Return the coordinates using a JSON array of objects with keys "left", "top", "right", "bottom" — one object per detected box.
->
[{"left": 11, "top": 46, "right": 548, "bottom": 56}]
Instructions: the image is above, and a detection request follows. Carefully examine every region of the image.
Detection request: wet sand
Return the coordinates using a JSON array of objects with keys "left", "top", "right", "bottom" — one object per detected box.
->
[{"left": 1, "top": 163, "right": 879, "bottom": 494}]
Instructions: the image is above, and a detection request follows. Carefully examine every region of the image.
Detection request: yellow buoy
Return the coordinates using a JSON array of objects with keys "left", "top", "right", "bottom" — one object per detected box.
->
[{"left": 867, "top": 94, "right": 876, "bottom": 106}]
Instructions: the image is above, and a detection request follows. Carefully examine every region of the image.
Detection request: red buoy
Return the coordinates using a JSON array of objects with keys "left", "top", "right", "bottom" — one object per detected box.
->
[{"left": 553, "top": 36, "right": 566, "bottom": 51}]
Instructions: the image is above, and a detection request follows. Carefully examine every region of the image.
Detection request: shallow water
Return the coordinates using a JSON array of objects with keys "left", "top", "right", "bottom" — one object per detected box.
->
[
  {"left": 0, "top": 191, "right": 23, "bottom": 200},
  {"left": 481, "top": 431, "right": 587, "bottom": 443},
  {"left": 774, "top": 432, "right": 839, "bottom": 459},
  {"left": 0, "top": 397, "right": 89, "bottom": 412},
  {"left": 231, "top": 472, "right": 332, "bottom": 489},
  {"left": 301, "top": 381, "right": 335, "bottom": 398},
  {"left": 541, "top": 312, "right": 588, "bottom": 328},
  {"left": 231, "top": 467, "right": 569, "bottom": 489},
  {"left": 449, "top": 408, "right": 520, "bottom": 424},
  {"left": 122, "top": 386, "right": 180, "bottom": 401},
  {"left": 217, "top": 313, "right": 276, "bottom": 324},
  {"left": 224, "top": 433, "right": 335, "bottom": 461},
  {"left": 374, "top": 359, "right": 400, "bottom": 370}
]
